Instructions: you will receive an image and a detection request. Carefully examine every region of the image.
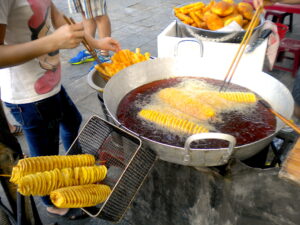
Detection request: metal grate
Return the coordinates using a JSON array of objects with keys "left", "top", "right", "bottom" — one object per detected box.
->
[{"left": 66, "top": 115, "right": 157, "bottom": 222}]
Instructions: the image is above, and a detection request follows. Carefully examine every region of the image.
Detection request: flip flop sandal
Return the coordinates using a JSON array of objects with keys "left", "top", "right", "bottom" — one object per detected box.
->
[{"left": 12, "top": 125, "right": 23, "bottom": 136}]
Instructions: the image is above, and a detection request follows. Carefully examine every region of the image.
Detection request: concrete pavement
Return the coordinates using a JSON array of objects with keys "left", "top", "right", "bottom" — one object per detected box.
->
[{"left": 2, "top": 0, "right": 300, "bottom": 224}]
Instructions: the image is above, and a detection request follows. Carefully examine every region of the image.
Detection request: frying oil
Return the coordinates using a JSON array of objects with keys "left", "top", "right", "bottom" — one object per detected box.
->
[{"left": 117, "top": 77, "right": 276, "bottom": 148}]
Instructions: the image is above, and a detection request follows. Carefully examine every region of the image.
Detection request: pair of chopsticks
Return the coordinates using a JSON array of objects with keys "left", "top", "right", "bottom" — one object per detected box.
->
[
  {"left": 219, "top": 5, "right": 264, "bottom": 92},
  {"left": 63, "top": 15, "right": 102, "bottom": 65},
  {"left": 63, "top": 15, "right": 111, "bottom": 80}
]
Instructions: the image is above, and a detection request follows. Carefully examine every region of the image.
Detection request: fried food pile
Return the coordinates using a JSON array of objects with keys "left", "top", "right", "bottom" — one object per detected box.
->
[
  {"left": 95, "top": 48, "right": 151, "bottom": 79},
  {"left": 10, "top": 154, "right": 111, "bottom": 208},
  {"left": 174, "top": 0, "right": 259, "bottom": 31}
]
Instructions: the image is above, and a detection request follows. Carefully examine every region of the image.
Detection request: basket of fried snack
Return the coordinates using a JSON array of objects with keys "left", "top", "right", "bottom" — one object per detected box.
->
[
  {"left": 94, "top": 48, "right": 151, "bottom": 80},
  {"left": 173, "top": 0, "right": 265, "bottom": 43},
  {"left": 10, "top": 154, "right": 111, "bottom": 203}
]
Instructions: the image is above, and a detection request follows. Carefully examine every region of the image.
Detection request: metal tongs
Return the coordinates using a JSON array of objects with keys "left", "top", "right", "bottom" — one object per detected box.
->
[{"left": 219, "top": 6, "right": 264, "bottom": 92}]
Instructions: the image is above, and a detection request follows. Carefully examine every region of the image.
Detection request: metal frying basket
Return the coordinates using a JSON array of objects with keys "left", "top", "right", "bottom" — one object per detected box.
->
[{"left": 66, "top": 115, "right": 157, "bottom": 222}]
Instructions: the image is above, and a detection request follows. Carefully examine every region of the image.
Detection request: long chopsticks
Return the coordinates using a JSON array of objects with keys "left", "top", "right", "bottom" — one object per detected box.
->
[
  {"left": 63, "top": 15, "right": 112, "bottom": 81},
  {"left": 259, "top": 100, "right": 300, "bottom": 135},
  {"left": 219, "top": 6, "right": 264, "bottom": 92},
  {"left": 63, "top": 15, "right": 102, "bottom": 65}
]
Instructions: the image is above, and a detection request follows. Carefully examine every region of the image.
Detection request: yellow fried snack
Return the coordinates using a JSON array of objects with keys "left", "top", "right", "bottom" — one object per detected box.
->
[
  {"left": 217, "top": 91, "right": 257, "bottom": 103},
  {"left": 223, "top": 14, "right": 244, "bottom": 27},
  {"left": 205, "top": 13, "right": 224, "bottom": 31},
  {"left": 10, "top": 154, "right": 95, "bottom": 184},
  {"left": 139, "top": 109, "right": 209, "bottom": 134},
  {"left": 175, "top": 12, "right": 194, "bottom": 24},
  {"left": 17, "top": 165, "right": 107, "bottom": 196},
  {"left": 95, "top": 49, "right": 151, "bottom": 78},
  {"left": 211, "top": 1, "right": 235, "bottom": 17},
  {"left": 158, "top": 88, "right": 215, "bottom": 120},
  {"left": 237, "top": 2, "right": 254, "bottom": 20},
  {"left": 203, "top": 0, "right": 216, "bottom": 13},
  {"left": 50, "top": 184, "right": 111, "bottom": 208},
  {"left": 189, "top": 11, "right": 203, "bottom": 28}
]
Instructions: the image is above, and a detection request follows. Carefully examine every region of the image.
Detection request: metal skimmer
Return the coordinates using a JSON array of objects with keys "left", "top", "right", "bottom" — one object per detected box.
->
[{"left": 66, "top": 115, "right": 157, "bottom": 222}]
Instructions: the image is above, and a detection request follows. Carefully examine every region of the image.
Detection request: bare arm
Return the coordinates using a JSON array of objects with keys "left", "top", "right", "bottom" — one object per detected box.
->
[
  {"left": 0, "top": 23, "right": 84, "bottom": 68},
  {"left": 51, "top": 2, "right": 67, "bottom": 29},
  {"left": 50, "top": 2, "right": 121, "bottom": 52}
]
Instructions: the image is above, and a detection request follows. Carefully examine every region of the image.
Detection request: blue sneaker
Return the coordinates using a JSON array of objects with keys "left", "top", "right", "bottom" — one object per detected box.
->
[
  {"left": 69, "top": 50, "right": 95, "bottom": 65},
  {"left": 89, "top": 55, "right": 111, "bottom": 71}
]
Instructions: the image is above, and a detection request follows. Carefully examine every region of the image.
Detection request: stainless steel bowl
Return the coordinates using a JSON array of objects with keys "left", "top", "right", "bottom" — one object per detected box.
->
[{"left": 173, "top": 4, "right": 265, "bottom": 43}]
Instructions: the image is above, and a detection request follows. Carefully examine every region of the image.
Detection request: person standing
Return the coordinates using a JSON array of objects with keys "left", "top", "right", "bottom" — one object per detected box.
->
[
  {"left": 0, "top": 0, "right": 120, "bottom": 217},
  {"left": 68, "top": 0, "right": 112, "bottom": 67}
]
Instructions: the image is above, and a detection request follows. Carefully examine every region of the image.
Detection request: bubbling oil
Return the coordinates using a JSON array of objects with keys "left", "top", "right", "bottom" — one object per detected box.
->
[{"left": 117, "top": 77, "right": 276, "bottom": 148}]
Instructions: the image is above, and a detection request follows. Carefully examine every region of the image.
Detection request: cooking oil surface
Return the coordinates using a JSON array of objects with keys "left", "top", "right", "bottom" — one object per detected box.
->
[{"left": 117, "top": 77, "right": 276, "bottom": 148}]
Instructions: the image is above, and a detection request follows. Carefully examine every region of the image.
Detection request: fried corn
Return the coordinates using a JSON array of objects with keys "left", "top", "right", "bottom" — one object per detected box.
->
[
  {"left": 50, "top": 184, "right": 111, "bottom": 208},
  {"left": 139, "top": 109, "right": 209, "bottom": 134},
  {"left": 10, "top": 154, "right": 95, "bottom": 184},
  {"left": 218, "top": 91, "right": 257, "bottom": 103},
  {"left": 158, "top": 88, "right": 215, "bottom": 120},
  {"left": 17, "top": 165, "right": 107, "bottom": 196}
]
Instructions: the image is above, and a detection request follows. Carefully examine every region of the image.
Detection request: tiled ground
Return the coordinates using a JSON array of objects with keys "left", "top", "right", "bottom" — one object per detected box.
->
[{"left": 1, "top": 0, "right": 300, "bottom": 224}]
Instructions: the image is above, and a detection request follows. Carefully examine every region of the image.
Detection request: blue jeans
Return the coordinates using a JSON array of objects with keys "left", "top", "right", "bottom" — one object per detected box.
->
[{"left": 5, "top": 86, "right": 82, "bottom": 206}]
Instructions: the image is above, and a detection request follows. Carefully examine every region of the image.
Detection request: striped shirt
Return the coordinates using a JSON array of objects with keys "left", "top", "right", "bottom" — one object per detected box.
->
[{"left": 68, "top": 0, "right": 107, "bottom": 19}]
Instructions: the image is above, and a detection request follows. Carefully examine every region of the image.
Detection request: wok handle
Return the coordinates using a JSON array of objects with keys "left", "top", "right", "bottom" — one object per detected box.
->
[
  {"left": 174, "top": 38, "right": 203, "bottom": 58},
  {"left": 183, "top": 133, "right": 236, "bottom": 164}
]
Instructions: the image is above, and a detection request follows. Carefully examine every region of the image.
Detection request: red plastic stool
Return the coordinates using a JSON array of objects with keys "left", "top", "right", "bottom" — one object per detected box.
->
[
  {"left": 265, "top": 10, "right": 293, "bottom": 32},
  {"left": 273, "top": 38, "right": 300, "bottom": 77},
  {"left": 275, "top": 23, "right": 289, "bottom": 40}
]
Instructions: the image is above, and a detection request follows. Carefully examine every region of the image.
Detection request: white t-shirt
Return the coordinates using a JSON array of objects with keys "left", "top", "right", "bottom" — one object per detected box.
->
[{"left": 0, "top": 0, "right": 61, "bottom": 104}]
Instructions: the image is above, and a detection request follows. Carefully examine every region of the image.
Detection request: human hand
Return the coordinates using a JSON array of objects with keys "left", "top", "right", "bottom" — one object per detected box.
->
[
  {"left": 94, "top": 37, "right": 122, "bottom": 53},
  {"left": 51, "top": 23, "right": 85, "bottom": 49}
]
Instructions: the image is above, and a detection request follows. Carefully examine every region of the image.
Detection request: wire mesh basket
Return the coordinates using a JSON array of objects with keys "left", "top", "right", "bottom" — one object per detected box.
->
[{"left": 66, "top": 115, "right": 157, "bottom": 222}]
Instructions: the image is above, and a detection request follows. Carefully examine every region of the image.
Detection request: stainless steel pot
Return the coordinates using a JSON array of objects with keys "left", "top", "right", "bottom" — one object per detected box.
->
[{"left": 91, "top": 58, "right": 294, "bottom": 166}]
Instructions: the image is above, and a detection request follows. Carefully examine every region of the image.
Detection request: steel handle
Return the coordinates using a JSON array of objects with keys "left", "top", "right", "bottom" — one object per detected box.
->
[
  {"left": 183, "top": 133, "right": 236, "bottom": 164},
  {"left": 174, "top": 38, "right": 204, "bottom": 58}
]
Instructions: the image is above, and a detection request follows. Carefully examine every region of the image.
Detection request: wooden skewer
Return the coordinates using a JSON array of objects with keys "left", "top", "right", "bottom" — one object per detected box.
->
[
  {"left": 0, "top": 174, "right": 11, "bottom": 177},
  {"left": 220, "top": 6, "right": 264, "bottom": 92},
  {"left": 259, "top": 100, "right": 300, "bottom": 135}
]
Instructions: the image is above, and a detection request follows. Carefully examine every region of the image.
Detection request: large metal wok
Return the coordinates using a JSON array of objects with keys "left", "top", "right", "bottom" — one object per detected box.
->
[{"left": 101, "top": 57, "right": 294, "bottom": 167}]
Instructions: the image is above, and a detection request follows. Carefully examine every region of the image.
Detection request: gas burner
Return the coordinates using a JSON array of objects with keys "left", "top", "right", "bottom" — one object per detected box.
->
[{"left": 242, "top": 129, "right": 298, "bottom": 169}]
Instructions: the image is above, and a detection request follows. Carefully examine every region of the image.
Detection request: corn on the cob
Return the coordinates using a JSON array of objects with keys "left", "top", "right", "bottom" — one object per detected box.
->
[
  {"left": 158, "top": 88, "right": 215, "bottom": 120},
  {"left": 17, "top": 165, "right": 107, "bottom": 196},
  {"left": 217, "top": 91, "right": 257, "bottom": 103},
  {"left": 50, "top": 184, "right": 111, "bottom": 208},
  {"left": 139, "top": 109, "right": 209, "bottom": 134},
  {"left": 10, "top": 154, "right": 95, "bottom": 184}
]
